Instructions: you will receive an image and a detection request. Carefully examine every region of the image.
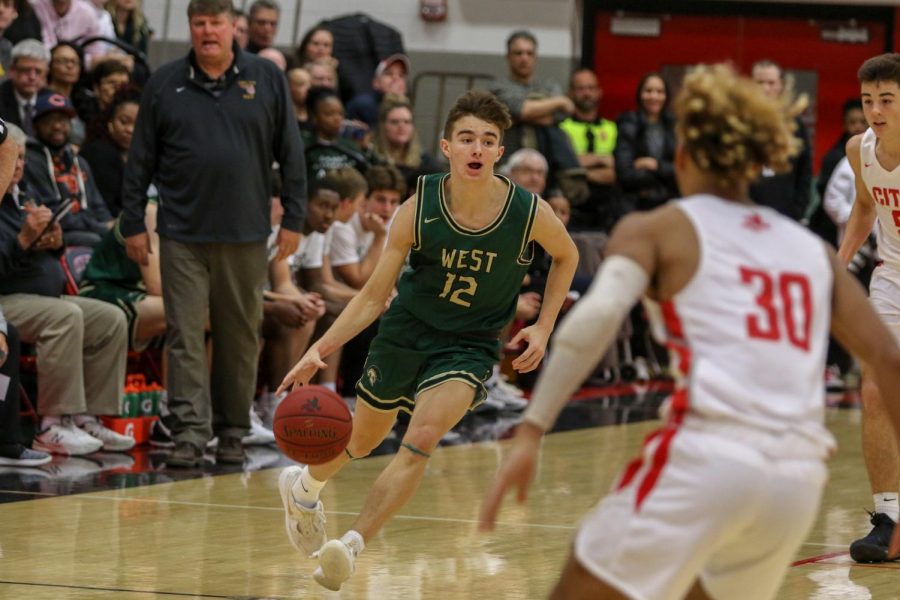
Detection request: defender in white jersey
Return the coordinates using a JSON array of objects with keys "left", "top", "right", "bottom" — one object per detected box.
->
[
  {"left": 481, "top": 64, "right": 900, "bottom": 600},
  {"left": 837, "top": 53, "right": 900, "bottom": 563}
]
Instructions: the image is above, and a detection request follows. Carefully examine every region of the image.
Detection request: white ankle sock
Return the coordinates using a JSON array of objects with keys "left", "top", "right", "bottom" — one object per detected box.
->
[
  {"left": 320, "top": 381, "right": 337, "bottom": 392},
  {"left": 292, "top": 466, "right": 326, "bottom": 508},
  {"left": 40, "top": 415, "right": 61, "bottom": 430},
  {"left": 73, "top": 415, "right": 97, "bottom": 427},
  {"left": 874, "top": 493, "right": 900, "bottom": 522},
  {"left": 341, "top": 529, "right": 365, "bottom": 556}
]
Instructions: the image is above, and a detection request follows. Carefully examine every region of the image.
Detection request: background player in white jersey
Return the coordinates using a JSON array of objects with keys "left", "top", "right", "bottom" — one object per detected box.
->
[
  {"left": 480, "top": 63, "right": 900, "bottom": 600},
  {"left": 837, "top": 53, "right": 900, "bottom": 563}
]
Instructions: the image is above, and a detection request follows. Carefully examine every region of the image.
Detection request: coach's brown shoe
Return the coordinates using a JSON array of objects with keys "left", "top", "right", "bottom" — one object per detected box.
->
[
  {"left": 166, "top": 442, "right": 202, "bottom": 468},
  {"left": 279, "top": 466, "right": 326, "bottom": 556},
  {"left": 216, "top": 436, "right": 244, "bottom": 464}
]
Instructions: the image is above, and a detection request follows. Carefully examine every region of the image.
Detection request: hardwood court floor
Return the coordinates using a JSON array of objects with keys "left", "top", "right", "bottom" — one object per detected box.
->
[{"left": 0, "top": 408, "right": 897, "bottom": 599}]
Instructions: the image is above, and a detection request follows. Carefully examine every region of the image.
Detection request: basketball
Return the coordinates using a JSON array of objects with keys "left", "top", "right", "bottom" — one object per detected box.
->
[{"left": 273, "top": 386, "right": 352, "bottom": 465}]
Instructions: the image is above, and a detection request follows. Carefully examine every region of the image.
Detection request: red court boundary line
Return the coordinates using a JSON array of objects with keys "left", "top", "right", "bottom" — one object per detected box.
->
[
  {"left": 791, "top": 551, "right": 848, "bottom": 566},
  {"left": 792, "top": 551, "right": 900, "bottom": 568}
]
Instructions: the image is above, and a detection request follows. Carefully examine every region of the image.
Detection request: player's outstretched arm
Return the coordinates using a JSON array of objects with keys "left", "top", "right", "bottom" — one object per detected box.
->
[
  {"left": 480, "top": 213, "right": 654, "bottom": 530},
  {"left": 277, "top": 199, "right": 415, "bottom": 393},
  {"left": 837, "top": 135, "right": 878, "bottom": 266},
  {"left": 828, "top": 245, "right": 900, "bottom": 558},
  {"left": 510, "top": 200, "right": 579, "bottom": 373}
]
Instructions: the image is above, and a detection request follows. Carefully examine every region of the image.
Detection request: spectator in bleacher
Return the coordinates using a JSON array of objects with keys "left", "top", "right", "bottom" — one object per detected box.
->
[
  {"left": 287, "top": 66, "right": 311, "bottom": 132},
  {"left": 120, "top": 0, "right": 307, "bottom": 468},
  {"left": 372, "top": 95, "right": 440, "bottom": 192},
  {"left": 30, "top": 0, "right": 103, "bottom": 66},
  {"left": 614, "top": 72, "right": 678, "bottom": 213},
  {"left": 303, "top": 86, "right": 369, "bottom": 181},
  {"left": 294, "top": 25, "right": 336, "bottom": 71},
  {"left": 232, "top": 8, "right": 249, "bottom": 50},
  {"left": 246, "top": 0, "right": 279, "bottom": 54},
  {"left": 0, "top": 0, "right": 17, "bottom": 79},
  {"left": 490, "top": 30, "right": 586, "bottom": 205},
  {"left": 47, "top": 42, "right": 81, "bottom": 101},
  {"left": 80, "top": 87, "right": 140, "bottom": 217},
  {"left": 88, "top": 0, "right": 115, "bottom": 45},
  {"left": 0, "top": 123, "right": 133, "bottom": 455},
  {"left": 25, "top": 91, "right": 112, "bottom": 247},
  {"left": 306, "top": 58, "right": 337, "bottom": 90},
  {"left": 109, "top": 0, "right": 152, "bottom": 56},
  {"left": 75, "top": 59, "right": 130, "bottom": 130},
  {"left": 560, "top": 68, "right": 619, "bottom": 232},
  {"left": 259, "top": 47, "right": 287, "bottom": 72},
  {"left": 345, "top": 53, "right": 408, "bottom": 130},
  {"left": 810, "top": 98, "right": 867, "bottom": 246},
  {"left": 47, "top": 42, "right": 85, "bottom": 144},
  {"left": 4, "top": 1, "right": 40, "bottom": 46},
  {"left": 748, "top": 59, "right": 812, "bottom": 221},
  {"left": 501, "top": 147, "right": 547, "bottom": 195},
  {"left": 79, "top": 198, "right": 165, "bottom": 350},
  {"left": 0, "top": 40, "right": 49, "bottom": 137},
  {"left": 0, "top": 306, "right": 52, "bottom": 466}
]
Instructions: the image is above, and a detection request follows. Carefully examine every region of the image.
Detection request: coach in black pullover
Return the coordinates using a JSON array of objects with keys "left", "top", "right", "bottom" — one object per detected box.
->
[{"left": 119, "top": 0, "right": 307, "bottom": 467}]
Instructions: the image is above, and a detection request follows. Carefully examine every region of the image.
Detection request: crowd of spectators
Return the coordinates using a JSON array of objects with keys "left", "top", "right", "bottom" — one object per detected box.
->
[{"left": 0, "top": 0, "right": 850, "bottom": 468}]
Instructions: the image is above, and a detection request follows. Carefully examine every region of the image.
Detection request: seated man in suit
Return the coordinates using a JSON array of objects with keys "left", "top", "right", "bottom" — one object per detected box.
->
[{"left": 0, "top": 39, "right": 48, "bottom": 137}]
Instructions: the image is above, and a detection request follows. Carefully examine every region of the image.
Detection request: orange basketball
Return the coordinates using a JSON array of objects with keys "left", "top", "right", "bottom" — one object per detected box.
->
[{"left": 273, "top": 386, "right": 353, "bottom": 464}]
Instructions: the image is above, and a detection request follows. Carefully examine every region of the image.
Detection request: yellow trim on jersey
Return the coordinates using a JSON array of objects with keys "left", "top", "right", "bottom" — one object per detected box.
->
[
  {"left": 516, "top": 192, "right": 539, "bottom": 266},
  {"left": 412, "top": 176, "right": 425, "bottom": 251},
  {"left": 437, "top": 174, "right": 515, "bottom": 237}
]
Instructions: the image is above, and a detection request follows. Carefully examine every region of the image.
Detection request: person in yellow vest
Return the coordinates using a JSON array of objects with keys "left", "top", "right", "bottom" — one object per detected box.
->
[{"left": 559, "top": 68, "right": 619, "bottom": 231}]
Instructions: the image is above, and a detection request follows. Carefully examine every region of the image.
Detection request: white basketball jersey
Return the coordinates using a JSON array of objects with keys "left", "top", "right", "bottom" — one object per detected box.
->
[
  {"left": 860, "top": 127, "right": 900, "bottom": 268},
  {"left": 646, "top": 195, "right": 835, "bottom": 455}
]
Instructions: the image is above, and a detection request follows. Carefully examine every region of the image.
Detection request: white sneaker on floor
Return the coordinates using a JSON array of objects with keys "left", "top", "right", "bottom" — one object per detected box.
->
[
  {"left": 278, "top": 466, "right": 326, "bottom": 556},
  {"left": 33, "top": 419, "right": 103, "bottom": 456},
  {"left": 242, "top": 409, "right": 275, "bottom": 446},
  {"left": 0, "top": 446, "right": 52, "bottom": 467},
  {"left": 79, "top": 419, "right": 136, "bottom": 452},
  {"left": 485, "top": 377, "right": 528, "bottom": 411},
  {"left": 313, "top": 539, "right": 356, "bottom": 591}
]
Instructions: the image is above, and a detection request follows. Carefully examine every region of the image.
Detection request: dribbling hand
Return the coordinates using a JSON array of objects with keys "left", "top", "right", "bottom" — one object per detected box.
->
[
  {"left": 479, "top": 422, "right": 543, "bottom": 532},
  {"left": 276, "top": 346, "right": 327, "bottom": 395}
]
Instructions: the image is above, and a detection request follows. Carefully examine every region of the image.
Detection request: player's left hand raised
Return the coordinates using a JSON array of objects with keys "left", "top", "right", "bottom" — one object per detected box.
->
[
  {"left": 276, "top": 346, "right": 327, "bottom": 394},
  {"left": 510, "top": 324, "right": 549, "bottom": 372},
  {"left": 479, "top": 422, "right": 543, "bottom": 532}
]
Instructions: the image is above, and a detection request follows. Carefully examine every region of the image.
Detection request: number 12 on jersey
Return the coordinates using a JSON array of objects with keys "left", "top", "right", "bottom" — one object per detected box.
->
[
  {"left": 740, "top": 267, "right": 812, "bottom": 351},
  {"left": 439, "top": 272, "right": 478, "bottom": 307}
]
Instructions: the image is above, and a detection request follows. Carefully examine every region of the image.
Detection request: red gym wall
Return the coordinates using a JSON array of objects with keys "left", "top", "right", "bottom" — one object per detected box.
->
[{"left": 590, "top": 7, "right": 889, "bottom": 173}]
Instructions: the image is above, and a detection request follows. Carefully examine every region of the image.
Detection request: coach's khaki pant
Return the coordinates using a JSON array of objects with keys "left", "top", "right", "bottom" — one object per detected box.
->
[
  {"left": 159, "top": 238, "right": 267, "bottom": 448},
  {"left": 0, "top": 294, "right": 126, "bottom": 416}
]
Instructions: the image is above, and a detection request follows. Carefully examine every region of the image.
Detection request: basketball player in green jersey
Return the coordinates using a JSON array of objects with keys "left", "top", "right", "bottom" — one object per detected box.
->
[{"left": 275, "top": 89, "right": 579, "bottom": 591}]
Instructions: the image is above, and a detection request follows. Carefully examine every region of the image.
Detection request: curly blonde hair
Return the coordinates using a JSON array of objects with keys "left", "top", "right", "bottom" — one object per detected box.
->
[{"left": 675, "top": 63, "right": 802, "bottom": 187}]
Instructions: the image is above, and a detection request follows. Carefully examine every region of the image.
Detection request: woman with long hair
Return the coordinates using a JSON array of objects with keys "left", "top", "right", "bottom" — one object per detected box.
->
[
  {"left": 371, "top": 96, "right": 439, "bottom": 191},
  {"left": 614, "top": 72, "right": 679, "bottom": 213},
  {"left": 108, "top": 0, "right": 151, "bottom": 55}
]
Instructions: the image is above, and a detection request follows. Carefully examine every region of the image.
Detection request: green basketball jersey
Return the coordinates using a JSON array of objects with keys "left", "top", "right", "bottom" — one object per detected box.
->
[
  {"left": 79, "top": 219, "right": 145, "bottom": 292},
  {"left": 394, "top": 173, "right": 538, "bottom": 335}
]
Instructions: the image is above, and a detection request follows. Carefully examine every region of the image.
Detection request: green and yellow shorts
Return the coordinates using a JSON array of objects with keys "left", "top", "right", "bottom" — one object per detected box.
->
[{"left": 355, "top": 306, "right": 500, "bottom": 414}]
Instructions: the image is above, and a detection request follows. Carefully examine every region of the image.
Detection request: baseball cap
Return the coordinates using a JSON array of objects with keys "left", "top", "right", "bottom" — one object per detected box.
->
[
  {"left": 374, "top": 54, "right": 409, "bottom": 78},
  {"left": 33, "top": 92, "right": 77, "bottom": 122}
]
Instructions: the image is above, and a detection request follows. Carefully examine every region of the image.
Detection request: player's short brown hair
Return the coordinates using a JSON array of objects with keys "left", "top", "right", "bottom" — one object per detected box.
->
[
  {"left": 443, "top": 89, "right": 512, "bottom": 141},
  {"left": 858, "top": 53, "right": 900, "bottom": 86},
  {"left": 187, "top": 0, "right": 233, "bottom": 18},
  {"left": 323, "top": 167, "right": 368, "bottom": 201}
]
